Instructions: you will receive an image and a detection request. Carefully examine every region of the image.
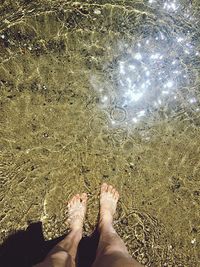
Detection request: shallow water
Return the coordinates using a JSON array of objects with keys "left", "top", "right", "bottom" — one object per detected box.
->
[{"left": 0, "top": 0, "right": 200, "bottom": 266}]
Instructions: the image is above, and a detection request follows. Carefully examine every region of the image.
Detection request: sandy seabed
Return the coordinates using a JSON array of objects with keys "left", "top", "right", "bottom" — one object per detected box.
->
[{"left": 0, "top": 0, "right": 200, "bottom": 266}]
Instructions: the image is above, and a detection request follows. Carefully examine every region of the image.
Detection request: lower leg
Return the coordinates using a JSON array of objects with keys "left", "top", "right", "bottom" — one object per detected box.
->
[
  {"left": 96, "top": 224, "right": 130, "bottom": 257},
  {"left": 44, "top": 229, "right": 82, "bottom": 266},
  {"left": 92, "top": 184, "right": 144, "bottom": 267},
  {"left": 36, "top": 193, "right": 87, "bottom": 267},
  {"left": 94, "top": 224, "right": 142, "bottom": 267}
]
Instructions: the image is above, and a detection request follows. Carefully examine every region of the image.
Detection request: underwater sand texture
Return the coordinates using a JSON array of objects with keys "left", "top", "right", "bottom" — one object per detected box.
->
[{"left": 0, "top": 0, "right": 200, "bottom": 266}]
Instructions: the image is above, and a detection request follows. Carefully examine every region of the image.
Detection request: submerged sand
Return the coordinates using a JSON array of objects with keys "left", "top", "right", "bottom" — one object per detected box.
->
[{"left": 0, "top": 1, "right": 200, "bottom": 266}]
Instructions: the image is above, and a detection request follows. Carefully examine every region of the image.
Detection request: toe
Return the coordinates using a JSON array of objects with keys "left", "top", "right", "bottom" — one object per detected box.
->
[
  {"left": 111, "top": 188, "right": 116, "bottom": 195},
  {"left": 81, "top": 193, "right": 87, "bottom": 203},
  {"left": 115, "top": 191, "right": 119, "bottom": 200},
  {"left": 68, "top": 195, "right": 75, "bottom": 206},
  {"left": 108, "top": 185, "right": 113, "bottom": 193},
  {"left": 101, "top": 183, "right": 108, "bottom": 193},
  {"left": 75, "top": 194, "right": 81, "bottom": 202},
  {"left": 71, "top": 194, "right": 79, "bottom": 205},
  {"left": 71, "top": 195, "right": 77, "bottom": 204}
]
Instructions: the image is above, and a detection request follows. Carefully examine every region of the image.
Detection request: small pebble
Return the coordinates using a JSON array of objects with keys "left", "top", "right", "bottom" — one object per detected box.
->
[
  {"left": 4, "top": 19, "right": 10, "bottom": 24},
  {"left": 43, "top": 133, "right": 49, "bottom": 138},
  {"left": 191, "top": 238, "right": 196, "bottom": 244},
  {"left": 94, "top": 9, "right": 101, "bottom": 15}
]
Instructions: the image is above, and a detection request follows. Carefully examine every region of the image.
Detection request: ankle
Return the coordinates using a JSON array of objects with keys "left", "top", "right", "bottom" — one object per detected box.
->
[
  {"left": 98, "top": 218, "right": 114, "bottom": 232},
  {"left": 100, "top": 209, "right": 113, "bottom": 223},
  {"left": 69, "top": 228, "right": 83, "bottom": 241}
]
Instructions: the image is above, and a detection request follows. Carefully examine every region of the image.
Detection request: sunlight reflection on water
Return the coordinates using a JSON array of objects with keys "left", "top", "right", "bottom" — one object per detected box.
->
[{"left": 91, "top": 0, "right": 200, "bottom": 127}]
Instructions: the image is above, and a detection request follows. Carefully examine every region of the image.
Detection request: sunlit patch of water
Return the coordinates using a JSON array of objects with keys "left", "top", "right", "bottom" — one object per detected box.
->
[{"left": 90, "top": 0, "right": 200, "bottom": 128}]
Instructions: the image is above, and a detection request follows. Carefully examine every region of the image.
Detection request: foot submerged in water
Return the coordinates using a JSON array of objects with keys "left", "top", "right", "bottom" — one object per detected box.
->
[
  {"left": 66, "top": 193, "right": 87, "bottom": 232},
  {"left": 99, "top": 183, "right": 119, "bottom": 228},
  {"left": 66, "top": 184, "right": 119, "bottom": 231}
]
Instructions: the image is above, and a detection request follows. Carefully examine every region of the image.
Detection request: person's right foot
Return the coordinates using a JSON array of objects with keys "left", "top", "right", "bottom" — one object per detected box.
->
[
  {"left": 67, "top": 193, "right": 87, "bottom": 232},
  {"left": 99, "top": 183, "right": 119, "bottom": 228}
]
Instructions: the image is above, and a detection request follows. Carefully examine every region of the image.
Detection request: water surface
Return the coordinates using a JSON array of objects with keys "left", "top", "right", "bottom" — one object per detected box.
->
[{"left": 0, "top": 0, "right": 200, "bottom": 266}]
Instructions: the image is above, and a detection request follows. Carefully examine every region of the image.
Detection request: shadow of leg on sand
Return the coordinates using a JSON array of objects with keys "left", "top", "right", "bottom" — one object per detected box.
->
[{"left": 0, "top": 222, "right": 100, "bottom": 267}]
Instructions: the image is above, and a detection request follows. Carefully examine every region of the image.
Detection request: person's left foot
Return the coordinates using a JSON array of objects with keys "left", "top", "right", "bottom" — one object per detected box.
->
[{"left": 66, "top": 193, "right": 87, "bottom": 232}]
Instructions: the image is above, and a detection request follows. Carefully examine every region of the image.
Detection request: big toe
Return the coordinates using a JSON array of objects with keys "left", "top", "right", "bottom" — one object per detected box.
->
[
  {"left": 101, "top": 183, "right": 108, "bottom": 193},
  {"left": 107, "top": 185, "right": 113, "bottom": 193}
]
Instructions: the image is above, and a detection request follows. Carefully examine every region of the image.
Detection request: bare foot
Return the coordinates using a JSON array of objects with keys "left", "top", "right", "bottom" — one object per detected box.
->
[
  {"left": 66, "top": 193, "right": 87, "bottom": 232},
  {"left": 99, "top": 183, "right": 119, "bottom": 228}
]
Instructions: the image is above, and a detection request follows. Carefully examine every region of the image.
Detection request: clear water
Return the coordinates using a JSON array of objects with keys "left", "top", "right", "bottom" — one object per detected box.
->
[{"left": 0, "top": 0, "right": 200, "bottom": 266}]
